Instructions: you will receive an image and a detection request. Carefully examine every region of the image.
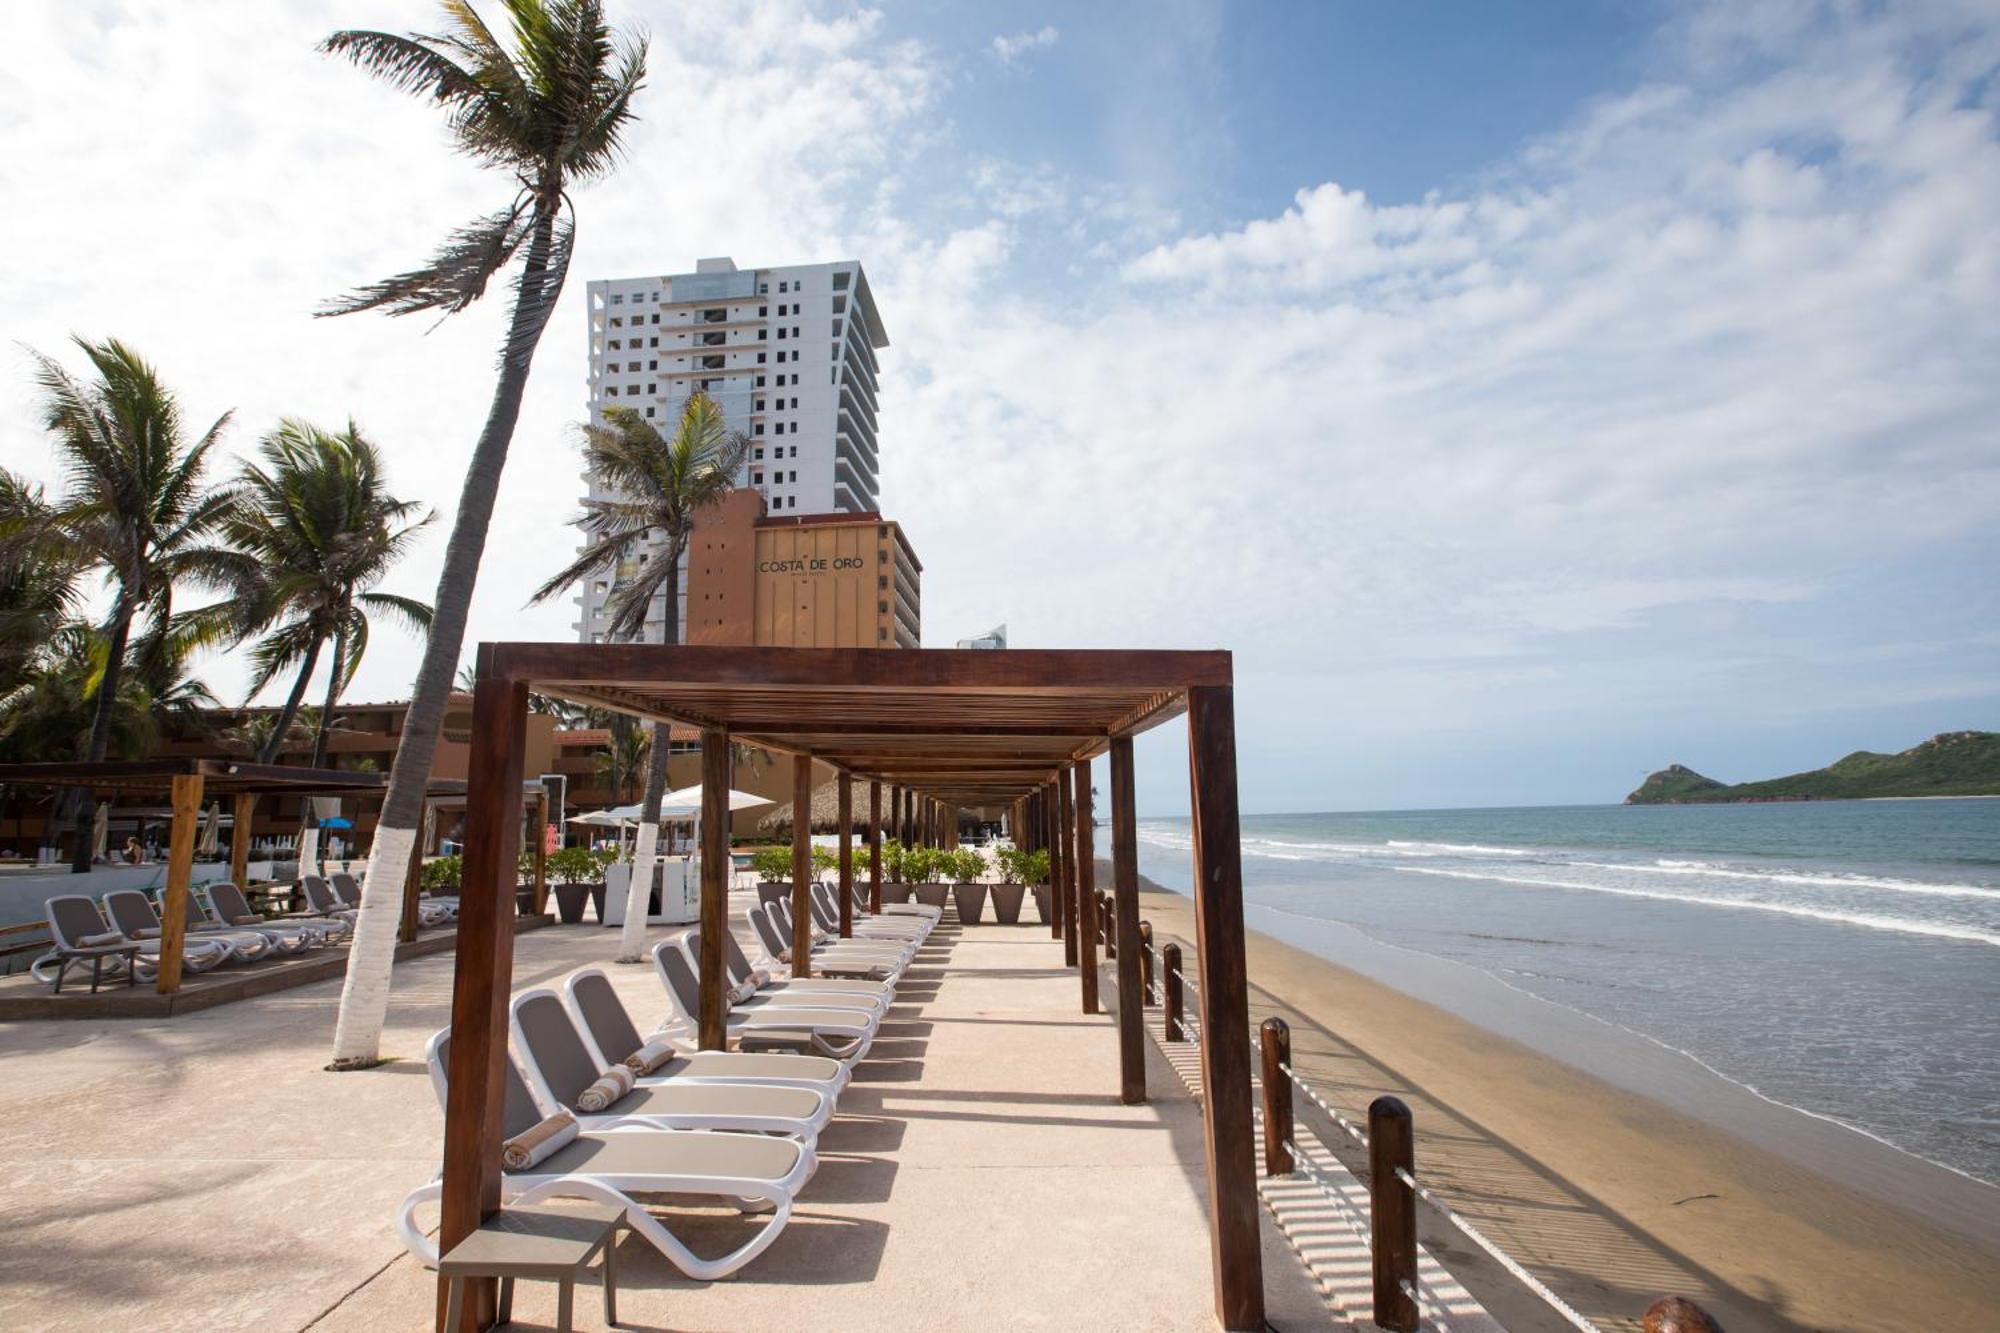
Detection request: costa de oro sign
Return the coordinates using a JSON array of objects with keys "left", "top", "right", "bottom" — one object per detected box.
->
[{"left": 758, "top": 557, "right": 867, "bottom": 574}]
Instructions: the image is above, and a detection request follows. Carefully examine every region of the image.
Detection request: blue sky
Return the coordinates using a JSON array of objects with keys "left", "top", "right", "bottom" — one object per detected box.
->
[{"left": 2, "top": 1, "right": 1996, "bottom": 816}]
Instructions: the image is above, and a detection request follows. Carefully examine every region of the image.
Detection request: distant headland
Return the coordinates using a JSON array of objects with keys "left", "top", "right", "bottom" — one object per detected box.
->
[{"left": 1626, "top": 730, "right": 2000, "bottom": 804}]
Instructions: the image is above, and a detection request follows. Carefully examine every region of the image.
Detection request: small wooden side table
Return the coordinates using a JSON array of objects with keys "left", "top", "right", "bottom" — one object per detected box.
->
[{"left": 438, "top": 1200, "right": 625, "bottom": 1331}]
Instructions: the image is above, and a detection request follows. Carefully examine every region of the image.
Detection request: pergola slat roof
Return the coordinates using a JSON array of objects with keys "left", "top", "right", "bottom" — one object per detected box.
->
[{"left": 502, "top": 644, "right": 1227, "bottom": 804}]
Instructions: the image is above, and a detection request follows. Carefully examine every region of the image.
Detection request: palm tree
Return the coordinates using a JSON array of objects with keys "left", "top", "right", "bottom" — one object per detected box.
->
[
  {"left": 592, "top": 719, "right": 649, "bottom": 805},
  {"left": 530, "top": 394, "right": 749, "bottom": 959},
  {"left": 212, "top": 419, "right": 432, "bottom": 767},
  {"left": 0, "top": 470, "right": 82, "bottom": 699},
  {"left": 26, "top": 338, "right": 234, "bottom": 871},
  {"left": 322, "top": 0, "right": 647, "bottom": 1068}
]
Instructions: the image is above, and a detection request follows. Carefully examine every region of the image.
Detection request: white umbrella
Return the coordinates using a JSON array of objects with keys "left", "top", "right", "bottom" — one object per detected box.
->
[
  {"left": 656, "top": 785, "right": 774, "bottom": 817},
  {"left": 566, "top": 810, "right": 634, "bottom": 827},
  {"left": 197, "top": 802, "right": 222, "bottom": 856}
]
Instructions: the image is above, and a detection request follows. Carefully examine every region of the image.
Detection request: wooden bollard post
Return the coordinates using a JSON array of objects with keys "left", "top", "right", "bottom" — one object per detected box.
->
[
  {"left": 1369, "top": 1095, "right": 1418, "bottom": 1332},
  {"left": 1162, "top": 942, "right": 1184, "bottom": 1041},
  {"left": 1261, "top": 1017, "right": 1293, "bottom": 1177},
  {"left": 1139, "top": 922, "right": 1155, "bottom": 1006}
]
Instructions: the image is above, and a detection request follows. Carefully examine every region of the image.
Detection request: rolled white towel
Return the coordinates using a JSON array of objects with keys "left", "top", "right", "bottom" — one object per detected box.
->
[
  {"left": 620, "top": 1040, "right": 675, "bottom": 1076},
  {"left": 574, "top": 1064, "right": 635, "bottom": 1113},
  {"left": 501, "top": 1111, "right": 579, "bottom": 1170}
]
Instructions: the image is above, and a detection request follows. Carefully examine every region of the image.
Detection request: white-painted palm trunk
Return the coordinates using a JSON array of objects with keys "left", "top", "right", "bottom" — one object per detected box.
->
[
  {"left": 329, "top": 824, "right": 417, "bottom": 1065},
  {"left": 617, "top": 821, "right": 660, "bottom": 963}
]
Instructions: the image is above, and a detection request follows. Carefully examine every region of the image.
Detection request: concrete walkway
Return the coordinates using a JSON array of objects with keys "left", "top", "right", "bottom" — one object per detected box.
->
[{"left": 0, "top": 899, "right": 1335, "bottom": 1331}]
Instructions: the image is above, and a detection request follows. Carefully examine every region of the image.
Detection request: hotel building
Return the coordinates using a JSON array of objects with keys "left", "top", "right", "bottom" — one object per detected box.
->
[
  {"left": 686, "top": 492, "right": 921, "bottom": 649},
  {"left": 577, "top": 256, "right": 889, "bottom": 646}
]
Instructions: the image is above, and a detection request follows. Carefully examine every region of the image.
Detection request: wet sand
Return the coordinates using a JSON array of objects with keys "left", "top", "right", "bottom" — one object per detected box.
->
[{"left": 1132, "top": 880, "right": 2000, "bottom": 1333}]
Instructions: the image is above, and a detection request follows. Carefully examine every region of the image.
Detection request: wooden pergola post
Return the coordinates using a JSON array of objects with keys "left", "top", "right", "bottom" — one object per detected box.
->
[
  {"left": 868, "top": 779, "right": 883, "bottom": 913},
  {"left": 1109, "top": 736, "right": 1146, "bottom": 1103},
  {"left": 436, "top": 663, "right": 529, "bottom": 1333},
  {"left": 697, "top": 728, "right": 730, "bottom": 1050},
  {"left": 1043, "top": 781, "right": 1063, "bottom": 941},
  {"left": 229, "top": 792, "right": 254, "bottom": 889},
  {"left": 399, "top": 814, "right": 426, "bottom": 943},
  {"left": 837, "top": 772, "right": 854, "bottom": 938},
  {"left": 790, "top": 753, "right": 814, "bottom": 979},
  {"left": 529, "top": 787, "right": 550, "bottom": 915},
  {"left": 1074, "top": 761, "right": 1100, "bottom": 1013},
  {"left": 1186, "top": 684, "right": 1263, "bottom": 1330},
  {"left": 401, "top": 800, "right": 436, "bottom": 943},
  {"left": 152, "top": 771, "right": 203, "bottom": 994},
  {"left": 1058, "top": 767, "right": 1079, "bottom": 968}
]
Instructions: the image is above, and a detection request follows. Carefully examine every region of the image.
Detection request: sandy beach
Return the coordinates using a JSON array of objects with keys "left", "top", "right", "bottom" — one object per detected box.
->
[{"left": 1131, "top": 879, "right": 2000, "bottom": 1332}]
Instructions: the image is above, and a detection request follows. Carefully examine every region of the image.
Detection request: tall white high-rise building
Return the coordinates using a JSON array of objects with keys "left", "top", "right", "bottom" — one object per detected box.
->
[{"left": 575, "top": 257, "right": 889, "bottom": 643}]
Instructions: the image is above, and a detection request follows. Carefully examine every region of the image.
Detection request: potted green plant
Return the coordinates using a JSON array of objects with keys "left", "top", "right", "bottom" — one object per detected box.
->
[
  {"left": 989, "top": 847, "right": 1028, "bottom": 925},
  {"left": 421, "top": 854, "right": 463, "bottom": 906},
  {"left": 1021, "top": 848, "right": 1053, "bottom": 924},
  {"left": 947, "top": 847, "right": 990, "bottom": 924},
  {"left": 907, "top": 844, "right": 950, "bottom": 910},
  {"left": 751, "top": 844, "right": 794, "bottom": 908},
  {"left": 546, "top": 845, "right": 606, "bottom": 924},
  {"left": 879, "top": 838, "right": 913, "bottom": 904}
]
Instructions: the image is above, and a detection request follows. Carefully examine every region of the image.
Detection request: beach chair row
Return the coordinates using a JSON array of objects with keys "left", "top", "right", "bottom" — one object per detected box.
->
[
  {"left": 30, "top": 869, "right": 461, "bottom": 992},
  {"left": 397, "top": 882, "right": 943, "bottom": 1281}
]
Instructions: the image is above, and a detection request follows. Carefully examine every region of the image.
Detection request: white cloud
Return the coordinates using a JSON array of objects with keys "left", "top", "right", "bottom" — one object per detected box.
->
[
  {"left": 990, "top": 25, "right": 1059, "bottom": 67},
  {"left": 0, "top": 0, "right": 1993, "bottom": 810}
]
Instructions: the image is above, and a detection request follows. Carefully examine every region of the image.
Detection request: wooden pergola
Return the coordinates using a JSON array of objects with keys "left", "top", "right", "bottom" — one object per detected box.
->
[
  {"left": 0, "top": 759, "right": 391, "bottom": 992},
  {"left": 442, "top": 644, "right": 1261, "bottom": 1331},
  {"left": 0, "top": 761, "right": 508, "bottom": 988}
]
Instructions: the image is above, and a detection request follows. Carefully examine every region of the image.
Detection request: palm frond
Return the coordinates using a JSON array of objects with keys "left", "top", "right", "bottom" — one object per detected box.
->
[
  {"left": 320, "top": 202, "right": 533, "bottom": 318},
  {"left": 357, "top": 590, "right": 434, "bottom": 636}
]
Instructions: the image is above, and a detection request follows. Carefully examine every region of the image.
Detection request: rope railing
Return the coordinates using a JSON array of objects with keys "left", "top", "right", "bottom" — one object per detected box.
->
[
  {"left": 1249, "top": 1011, "right": 1606, "bottom": 1333},
  {"left": 1142, "top": 937, "right": 1621, "bottom": 1333},
  {"left": 1393, "top": 1164, "right": 1601, "bottom": 1333}
]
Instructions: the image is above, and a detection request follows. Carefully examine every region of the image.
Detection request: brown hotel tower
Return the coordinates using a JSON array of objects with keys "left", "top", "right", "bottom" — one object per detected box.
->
[{"left": 685, "top": 491, "right": 921, "bottom": 648}]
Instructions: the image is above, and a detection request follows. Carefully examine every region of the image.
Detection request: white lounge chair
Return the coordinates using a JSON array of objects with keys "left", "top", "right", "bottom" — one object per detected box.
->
[
  {"left": 652, "top": 936, "right": 875, "bottom": 1060},
  {"left": 509, "top": 988, "right": 832, "bottom": 1141},
  {"left": 102, "top": 889, "right": 273, "bottom": 965},
  {"left": 399, "top": 1030, "right": 810, "bottom": 1280},
  {"left": 35, "top": 894, "right": 228, "bottom": 984},
  {"left": 747, "top": 902, "right": 907, "bottom": 983},
  {"left": 561, "top": 967, "right": 850, "bottom": 1102},
  {"left": 768, "top": 899, "right": 917, "bottom": 969},
  {"left": 711, "top": 927, "right": 895, "bottom": 1015},
  {"left": 205, "top": 882, "right": 336, "bottom": 951}
]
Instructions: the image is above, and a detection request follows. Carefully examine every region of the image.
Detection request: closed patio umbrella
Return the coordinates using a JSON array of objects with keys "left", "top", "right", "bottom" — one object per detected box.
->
[{"left": 197, "top": 802, "right": 222, "bottom": 856}]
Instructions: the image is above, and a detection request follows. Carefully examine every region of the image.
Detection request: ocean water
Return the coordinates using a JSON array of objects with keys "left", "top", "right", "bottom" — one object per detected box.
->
[{"left": 1134, "top": 799, "right": 2000, "bottom": 1184}]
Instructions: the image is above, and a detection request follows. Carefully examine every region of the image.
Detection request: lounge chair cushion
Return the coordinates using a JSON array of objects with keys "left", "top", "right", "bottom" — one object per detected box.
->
[
  {"left": 575, "top": 1065, "right": 636, "bottom": 1112},
  {"left": 229, "top": 914, "right": 261, "bottom": 926},
  {"left": 78, "top": 931, "right": 125, "bottom": 948},
  {"left": 610, "top": 1082, "right": 825, "bottom": 1122},
  {"left": 621, "top": 1040, "right": 675, "bottom": 1076},
  {"left": 502, "top": 1111, "right": 578, "bottom": 1170},
  {"left": 527, "top": 1127, "right": 801, "bottom": 1181}
]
